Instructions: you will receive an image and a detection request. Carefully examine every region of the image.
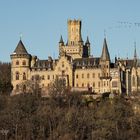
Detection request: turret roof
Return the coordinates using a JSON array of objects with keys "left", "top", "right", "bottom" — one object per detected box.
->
[
  {"left": 59, "top": 35, "right": 64, "bottom": 43},
  {"left": 101, "top": 38, "right": 110, "bottom": 61},
  {"left": 14, "top": 40, "right": 28, "bottom": 54}
]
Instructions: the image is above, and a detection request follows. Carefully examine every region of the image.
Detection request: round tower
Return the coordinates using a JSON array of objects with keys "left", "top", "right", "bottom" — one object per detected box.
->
[{"left": 10, "top": 39, "right": 31, "bottom": 94}]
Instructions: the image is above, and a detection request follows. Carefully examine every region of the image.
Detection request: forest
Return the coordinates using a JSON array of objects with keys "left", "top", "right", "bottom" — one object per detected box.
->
[{"left": 0, "top": 62, "right": 140, "bottom": 140}]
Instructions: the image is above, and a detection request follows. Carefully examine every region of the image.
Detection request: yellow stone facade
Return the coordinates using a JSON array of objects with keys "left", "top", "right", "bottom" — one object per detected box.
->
[{"left": 11, "top": 19, "right": 140, "bottom": 96}]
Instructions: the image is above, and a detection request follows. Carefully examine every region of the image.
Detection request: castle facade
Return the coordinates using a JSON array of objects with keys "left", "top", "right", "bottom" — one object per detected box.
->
[{"left": 10, "top": 20, "right": 140, "bottom": 95}]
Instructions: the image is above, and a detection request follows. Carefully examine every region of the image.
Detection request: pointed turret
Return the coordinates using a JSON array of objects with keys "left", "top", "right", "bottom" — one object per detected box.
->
[
  {"left": 85, "top": 36, "right": 90, "bottom": 45},
  {"left": 134, "top": 42, "right": 137, "bottom": 60},
  {"left": 133, "top": 42, "right": 137, "bottom": 67},
  {"left": 101, "top": 38, "right": 110, "bottom": 61},
  {"left": 59, "top": 35, "right": 64, "bottom": 43},
  {"left": 14, "top": 40, "right": 28, "bottom": 54},
  {"left": 59, "top": 35, "right": 64, "bottom": 47}
]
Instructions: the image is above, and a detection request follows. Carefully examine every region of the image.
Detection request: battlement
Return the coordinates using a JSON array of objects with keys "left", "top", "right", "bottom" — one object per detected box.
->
[{"left": 67, "top": 19, "right": 81, "bottom": 25}]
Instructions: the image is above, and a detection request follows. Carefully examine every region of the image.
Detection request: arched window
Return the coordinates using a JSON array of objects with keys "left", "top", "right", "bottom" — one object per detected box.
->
[
  {"left": 22, "top": 60, "right": 26, "bottom": 65},
  {"left": 16, "top": 72, "right": 19, "bottom": 80},
  {"left": 16, "top": 60, "right": 19, "bottom": 65},
  {"left": 93, "top": 82, "right": 95, "bottom": 87},
  {"left": 23, "top": 85, "right": 26, "bottom": 92},
  {"left": 16, "top": 84, "right": 19, "bottom": 91},
  {"left": 87, "top": 73, "right": 90, "bottom": 78},
  {"left": 42, "top": 75, "right": 45, "bottom": 80},
  {"left": 23, "top": 73, "right": 26, "bottom": 80}
]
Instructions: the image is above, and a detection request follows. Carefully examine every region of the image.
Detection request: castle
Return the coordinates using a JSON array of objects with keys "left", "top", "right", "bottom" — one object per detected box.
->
[{"left": 10, "top": 20, "right": 140, "bottom": 96}]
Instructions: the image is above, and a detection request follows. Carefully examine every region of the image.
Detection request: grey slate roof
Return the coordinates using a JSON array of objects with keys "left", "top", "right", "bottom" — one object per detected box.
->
[
  {"left": 59, "top": 35, "right": 64, "bottom": 43},
  {"left": 73, "top": 57, "right": 100, "bottom": 68},
  {"left": 85, "top": 36, "right": 90, "bottom": 44},
  {"left": 101, "top": 38, "right": 110, "bottom": 61},
  {"left": 32, "top": 59, "right": 58, "bottom": 70},
  {"left": 14, "top": 40, "right": 28, "bottom": 54}
]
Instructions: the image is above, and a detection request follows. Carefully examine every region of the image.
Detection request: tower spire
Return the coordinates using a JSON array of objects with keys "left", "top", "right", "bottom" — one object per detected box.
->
[
  {"left": 59, "top": 35, "right": 64, "bottom": 43},
  {"left": 134, "top": 41, "right": 137, "bottom": 60},
  {"left": 85, "top": 36, "right": 90, "bottom": 44},
  {"left": 133, "top": 41, "right": 137, "bottom": 67},
  {"left": 101, "top": 38, "right": 110, "bottom": 61}
]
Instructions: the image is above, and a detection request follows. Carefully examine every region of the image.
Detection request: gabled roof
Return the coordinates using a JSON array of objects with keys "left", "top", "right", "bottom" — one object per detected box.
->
[
  {"left": 101, "top": 38, "right": 110, "bottom": 61},
  {"left": 14, "top": 40, "right": 28, "bottom": 54}
]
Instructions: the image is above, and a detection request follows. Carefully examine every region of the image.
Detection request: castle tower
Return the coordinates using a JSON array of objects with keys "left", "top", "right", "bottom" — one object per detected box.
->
[
  {"left": 68, "top": 19, "right": 83, "bottom": 46},
  {"left": 100, "top": 38, "right": 111, "bottom": 93},
  {"left": 10, "top": 39, "right": 31, "bottom": 94}
]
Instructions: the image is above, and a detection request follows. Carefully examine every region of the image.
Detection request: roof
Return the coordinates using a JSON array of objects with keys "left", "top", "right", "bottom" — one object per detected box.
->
[
  {"left": 101, "top": 38, "right": 110, "bottom": 61},
  {"left": 59, "top": 35, "right": 64, "bottom": 43},
  {"left": 14, "top": 40, "right": 28, "bottom": 54},
  {"left": 85, "top": 36, "right": 90, "bottom": 44},
  {"left": 32, "top": 59, "right": 58, "bottom": 70},
  {"left": 73, "top": 57, "right": 100, "bottom": 69}
]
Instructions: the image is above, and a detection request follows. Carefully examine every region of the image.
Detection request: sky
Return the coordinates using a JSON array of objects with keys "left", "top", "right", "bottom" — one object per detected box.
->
[{"left": 0, "top": 0, "right": 140, "bottom": 62}]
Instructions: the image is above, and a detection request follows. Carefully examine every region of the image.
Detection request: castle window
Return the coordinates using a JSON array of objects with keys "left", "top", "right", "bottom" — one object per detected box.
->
[
  {"left": 16, "top": 72, "right": 19, "bottom": 80},
  {"left": 16, "top": 84, "right": 19, "bottom": 91},
  {"left": 35, "top": 75, "right": 39, "bottom": 81},
  {"left": 62, "top": 70, "right": 65, "bottom": 75},
  {"left": 23, "top": 73, "right": 26, "bottom": 80},
  {"left": 32, "top": 76, "right": 34, "bottom": 81},
  {"left": 82, "top": 74, "right": 84, "bottom": 78},
  {"left": 107, "top": 73, "right": 109, "bottom": 77},
  {"left": 87, "top": 73, "right": 90, "bottom": 78},
  {"left": 22, "top": 60, "right": 26, "bottom": 65},
  {"left": 23, "top": 85, "right": 26, "bottom": 92},
  {"left": 87, "top": 83, "right": 90, "bottom": 88},
  {"left": 47, "top": 75, "right": 50, "bottom": 80},
  {"left": 16, "top": 61, "right": 19, "bottom": 65},
  {"left": 112, "top": 81, "right": 117, "bottom": 87},
  {"left": 82, "top": 83, "right": 84, "bottom": 87},
  {"left": 92, "top": 73, "right": 95, "bottom": 78},
  {"left": 62, "top": 62, "right": 64, "bottom": 67},
  {"left": 107, "top": 81, "right": 109, "bottom": 86},
  {"left": 76, "top": 83, "right": 78, "bottom": 87},
  {"left": 93, "top": 82, "right": 95, "bottom": 88},
  {"left": 98, "top": 82, "right": 100, "bottom": 87},
  {"left": 42, "top": 75, "right": 45, "bottom": 80},
  {"left": 104, "top": 81, "right": 106, "bottom": 86},
  {"left": 98, "top": 73, "right": 100, "bottom": 78},
  {"left": 76, "top": 74, "right": 78, "bottom": 79}
]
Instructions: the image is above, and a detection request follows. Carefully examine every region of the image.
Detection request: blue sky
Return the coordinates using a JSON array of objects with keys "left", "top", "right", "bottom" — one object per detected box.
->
[{"left": 0, "top": 0, "right": 140, "bottom": 62}]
